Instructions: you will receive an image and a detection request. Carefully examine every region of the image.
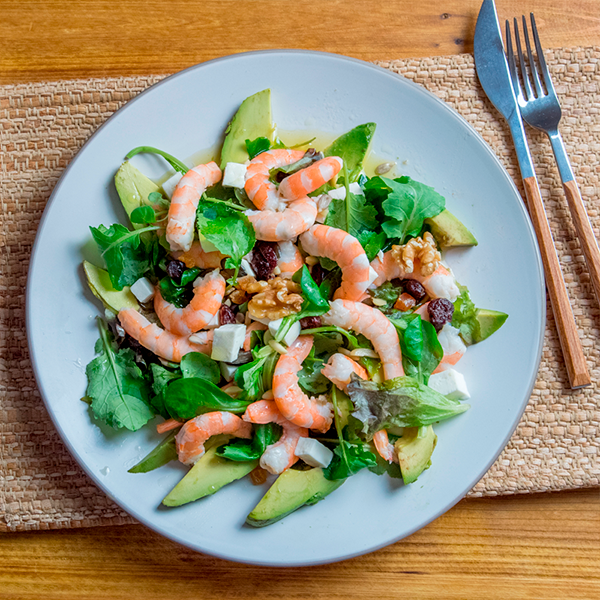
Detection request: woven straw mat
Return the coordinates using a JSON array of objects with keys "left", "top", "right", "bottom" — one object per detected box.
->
[{"left": 1, "top": 48, "right": 599, "bottom": 532}]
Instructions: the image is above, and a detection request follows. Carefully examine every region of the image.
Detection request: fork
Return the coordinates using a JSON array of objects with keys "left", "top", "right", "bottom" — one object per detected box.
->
[{"left": 506, "top": 14, "right": 600, "bottom": 307}]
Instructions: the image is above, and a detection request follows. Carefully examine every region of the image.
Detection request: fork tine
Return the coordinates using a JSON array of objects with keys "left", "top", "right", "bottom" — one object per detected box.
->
[
  {"left": 505, "top": 20, "right": 522, "bottom": 98},
  {"left": 530, "top": 13, "right": 556, "bottom": 96},
  {"left": 513, "top": 18, "right": 534, "bottom": 101},
  {"left": 522, "top": 15, "right": 544, "bottom": 98}
]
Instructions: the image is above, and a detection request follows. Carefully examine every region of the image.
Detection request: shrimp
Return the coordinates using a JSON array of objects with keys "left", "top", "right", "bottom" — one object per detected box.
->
[
  {"left": 243, "top": 321, "right": 268, "bottom": 352},
  {"left": 278, "top": 156, "right": 344, "bottom": 201},
  {"left": 432, "top": 323, "right": 467, "bottom": 373},
  {"left": 166, "top": 162, "right": 221, "bottom": 253},
  {"left": 244, "top": 149, "right": 305, "bottom": 211},
  {"left": 176, "top": 411, "right": 252, "bottom": 465},
  {"left": 322, "top": 299, "right": 403, "bottom": 380},
  {"left": 373, "top": 430, "right": 398, "bottom": 463},
  {"left": 321, "top": 353, "right": 368, "bottom": 393},
  {"left": 172, "top": 240, "right": 224, "bottom": 269},
  {"left": 243, "top": 400, "right": 308, "bottom": 475},
  {"left": 300, "top": 225, "right": 377, "bottom": 301},
  {"left": 153, "top": 270, "right": 225, "bottom": 336},
  {"left": 277, "top": 241, "right": 303, "bottom": 278},
  {"left": 246, "top": 197, "right": 317, "bottom": 241},
  {"left": 272, "top": 336, "right": 333, "bottom": 432},
  {"left": 118, "top": 308, "right": 213, "bottom": 362},
  {"left": 370, "top": 253, "right": 460, "bottom": 302}
]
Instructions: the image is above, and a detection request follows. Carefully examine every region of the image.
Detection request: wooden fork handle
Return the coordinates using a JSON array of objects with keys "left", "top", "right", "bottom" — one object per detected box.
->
[{"left": 523, "top": 176, "right": 591, "bottom": 389}]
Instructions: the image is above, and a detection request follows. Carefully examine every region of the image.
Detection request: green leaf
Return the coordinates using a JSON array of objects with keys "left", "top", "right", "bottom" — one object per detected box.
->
[
  {"left": 325, "top": 192, "right": 378, "bottom": 239},
  {"left": 149, "top": 363, "right": 181, "bottom": 419},
  {"left": 234, "top": 355, "right": 268, "bottom": 402},
  {"left": 130, "top": 205, "right": 157, "bottom": 224},
  {"left": 347, "top": 375, "right": 469, "bottom": 439},
  {"left": 125, "top": 146, "right": 189, "bottom": 174},
  {"left": 298, "top": 355, "right": 329, "bottom": 395},
  {"left": 324, "top": 123, "right": 376, "bottom": 183},
  {"left": 128, "top": 430, "right": 179, "bottom": 473},
  {"left": 323, "top": 440, "right": 378, "bottom": 481},
  {"left": 245, "top": 137, "right": 271, "bottom": 159},
  {"left": 158, "top": 266, "right": 200, "bottom": 308},
  {"left": 368, "top": 281, "right": 401, "bottom": 311},
  {"left": 451, "top": 284, "right": 478, "bottom": 345},
  {"left": 357, "top": 230, "right": 387, "bottom": 261},
  {"left": 216, "top": 423, "right": 282, "bottom": 462},
  {"left": 180, "top": 352, "right": 221, "bottom": 385},
  {"left": 85, "top": 319, "right": 153, "bottom": 431}
]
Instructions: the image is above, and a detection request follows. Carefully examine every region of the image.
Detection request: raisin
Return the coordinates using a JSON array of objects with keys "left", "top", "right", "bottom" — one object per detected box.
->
[
  {"left": 166, "top": 259, "right": 186, "bottom": 282},
  {"left": 402, "top": 279, "right": 426, "bottom": 301},
  {"left": 428, "top": 298, "right": 454, "bottom": 331},
  {"left": 394, "top": 293, "right": 416, "bottom": 312},
  {"left": 251, "top": 241, "right": 278, "bottom": 280},
  {"left": 310, "top": 263, "right": 326, "bottom": 286},
  {"left": 219, "top": 304, "right": 237, "bottom": 325},
  {"left": 300, "top": 316, "right": 322, "bottom": 329}
]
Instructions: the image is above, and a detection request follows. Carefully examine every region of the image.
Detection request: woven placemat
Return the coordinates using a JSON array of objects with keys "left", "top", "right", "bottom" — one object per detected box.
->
[{"left": 1, "top": 48, "right": 599, "bottom": 533}]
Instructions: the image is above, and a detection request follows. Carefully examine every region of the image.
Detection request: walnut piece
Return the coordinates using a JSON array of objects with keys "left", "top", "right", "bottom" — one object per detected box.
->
[
  {"left": 391, "top": 232, "right": 441, "bottom": 277},
  {"left": 245, "top": 276, "right": 303, "bottom": 320}
]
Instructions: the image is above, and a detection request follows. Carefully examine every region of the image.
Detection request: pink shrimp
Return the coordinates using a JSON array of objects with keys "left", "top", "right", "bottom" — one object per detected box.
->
[
  {"left": 246, "top": 197, "right": 317, "bottom": 241},
  {"left": 166, "top": 162, "right": 221, "bottom": 253},
  {"left": 244, "top": 149, "right": 305, "bottom": 211},
  {"left": 172, "top": 240, "right": 224, "bottom": 269},
  {"left": 175, "top": 411, "right": 252, "bottom": 465},
  {"left": 243, "top": 400, "right": 308, "bottom": 475},
  {"left": 243, "top": 321, "right": 268, "bottom": 352},
  {"left": 153, "top": 270, "right": 225, "bottom": 336},
  {"left": 373, "top": 430, "right": 398, "bottom": 463},
  {"left": 321, "top": 353, "right": 368, "bottom": 393},
  {"left": 277, "top": 241, "right": 303, "bottom": 278},
  {"left": 278, "top": 156, "right": 343, "bottom": 201},
  {"left": 272, "top": 336, "right": 333, "bottom": 433},
  {"left": 118, "top": 309, "right": 213, "bottom": 362},
  {"left": 370, "top": 253, "right": 459, "bottom": 302}
]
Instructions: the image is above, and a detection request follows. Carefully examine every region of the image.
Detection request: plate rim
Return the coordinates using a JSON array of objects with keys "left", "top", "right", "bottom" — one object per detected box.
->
[{"left": 25, "top": 48, "right": 546, "bottom": 566}]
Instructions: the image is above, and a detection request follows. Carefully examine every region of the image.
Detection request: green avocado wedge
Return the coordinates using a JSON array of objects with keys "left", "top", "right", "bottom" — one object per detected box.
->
[
  {"left": 128, "top": 430, "right": 178, "bottom": 474},
  {"left": 114, "top": 161, "right": 160, "bottom": 227},
  {"left": 394, "top": 425, "right": 437, "bottom": 485},
  {"left": 426, "top": 209, "right": 478, "bottom": 248},
  {"left": 472, "top": 308, "right": 509, "bottom": 344},
  {"left": 83, "top": 260, "right": 139, "bottom": 313},
  {"left": 220, "top": 89, "right": 275, "bottom": 168},
  {"left": 162, "top": 436, "right": 256, "bottom": 507},
  {"left": 324, "top": 122, "right": 376, "bottom": 183},
  {"left": 246, "top": 468, "right": 345, "bottom": 528}
]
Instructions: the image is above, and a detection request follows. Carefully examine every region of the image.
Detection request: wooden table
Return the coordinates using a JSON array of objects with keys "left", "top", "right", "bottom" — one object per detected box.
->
[{"left": 2, "top": 1, "right": 599, "bottom": 598}]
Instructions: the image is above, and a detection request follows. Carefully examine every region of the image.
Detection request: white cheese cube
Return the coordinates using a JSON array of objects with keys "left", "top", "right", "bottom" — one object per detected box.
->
[
  {"left": 222, "top": 162, "right": 247, "bottom": 188},
  {"left": 428, "top": 368, "right": 470, "bottom": 400},
  {"left": 220, "top": 362, "right": 239, "bottom": 383},
  {"left": 294, "top": 437, "right": 334, "bottom": 468},
  {"left": 327, "top": 182, "right": 363, "bottom": 201},
  {"left": 268, "top": 318, "right": 301, "bottom": 346},
  {"left": 211, "top": 324, "right": 246, "bottom": 362},
  {"left": 161, "top": 171, "right": 184, "bottom": 200},
  {"left": 130, "top": 277, "right": 155, "bottom": 303},
  {"left": 199, "top": 234, "right": 219, "bottom": 253}
]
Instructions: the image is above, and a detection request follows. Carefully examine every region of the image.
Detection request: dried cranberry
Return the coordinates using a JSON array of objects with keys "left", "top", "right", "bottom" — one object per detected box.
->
[
  {"left": 250, "top": 241, "right": 278, "bottom": 280},
  {"left": 219, "top": 304, "right": 237, "bottom": 325},
  {"left": 402, "top": 279, "right": 426, "bottom": 301},
  {"left": 300, "top": 316, "right": 322, "bottom": 329},
  {"left": 310, "top": 263, "right": 326, "bottom": 286},
  {"left": 166, "top": 259, "right": 186, "bottom": 282},
  {"left": 427, "top": 298, "right": 454, "bottom": 331}
]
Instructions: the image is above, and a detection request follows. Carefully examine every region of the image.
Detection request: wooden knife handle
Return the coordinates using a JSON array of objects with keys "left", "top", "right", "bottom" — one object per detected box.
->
[{"left": 523, "top": 176, "right": 590, "bottom": 389}]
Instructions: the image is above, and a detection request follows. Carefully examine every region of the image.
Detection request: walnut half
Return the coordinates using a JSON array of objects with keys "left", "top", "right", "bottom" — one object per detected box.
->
[
  {"left": 390, "top": 231, "right": 441, "bottom": 277},
  {"left": 239, "top": 276, "right": 303, "bottom": 321}
]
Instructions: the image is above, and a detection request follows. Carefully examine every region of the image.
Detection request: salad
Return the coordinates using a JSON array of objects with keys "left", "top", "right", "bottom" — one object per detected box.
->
[{"left": 83, "top": 89, "right": 508, "bottom": 527}]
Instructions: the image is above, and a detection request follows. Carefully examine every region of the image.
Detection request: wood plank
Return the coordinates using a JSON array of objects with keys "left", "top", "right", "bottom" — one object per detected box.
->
[
  {"left": 1, "top": 490, "right": 599, "bottom": 599},
  {"left": 0, "top": 0, "right": 598, "bottom": 83}
]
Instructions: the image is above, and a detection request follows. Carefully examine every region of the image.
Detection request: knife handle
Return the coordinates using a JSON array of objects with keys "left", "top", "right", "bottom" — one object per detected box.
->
[{"left": 523, "top": 176, "right": 591, "bottom": 389}]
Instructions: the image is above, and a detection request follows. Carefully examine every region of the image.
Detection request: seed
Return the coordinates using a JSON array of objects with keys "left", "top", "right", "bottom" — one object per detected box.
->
[
  {"left": 350, "top": 348, "right": 379, "bottom": 358},
  {"left": 268, "top": 339, "right": 288, "bottom": 355},
  {"left": 372, "top": 298, "right": 387, "bottom": 307},
  {"left": 305, "top": 255, "right": 319, "bottom": 266},
  {"left": 262, "top": 389, "right": 274, "bottom": 400},
  {"left": 273, "top": 266, "right": 281, "bottom": 275},
  {"left": 250, "top": 467, "right": 269, "bottom": 485},
  {"left": 223, "top": 386, "right": 242, "bottom": 396},
  {"left": 375, "top": 161, "right": 396, "bottom": 175}
]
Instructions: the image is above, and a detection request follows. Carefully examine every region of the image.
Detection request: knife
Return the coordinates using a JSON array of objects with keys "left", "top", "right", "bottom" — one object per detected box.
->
[{"left": 474, "top": 0, "right": 590, "bottom": 389}]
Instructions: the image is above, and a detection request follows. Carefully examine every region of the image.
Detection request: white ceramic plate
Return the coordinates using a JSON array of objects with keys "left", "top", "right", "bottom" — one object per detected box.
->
[{"left": 27, "top": 50, "right": 545, "bottom": 566}]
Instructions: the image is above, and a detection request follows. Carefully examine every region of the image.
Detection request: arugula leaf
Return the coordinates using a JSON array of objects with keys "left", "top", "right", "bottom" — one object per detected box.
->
[
  {"left": 128, "top": 430, "right": 179, "bottom": 473},
  {"left": 180, "top": 352, "right": 221, "bottom": 385},
  {"left": 234, "top": 355, "right": 268, "bottom": 401},
  {"left": 245, "top": 137, "right": 271, "bottom": 159},
  {"left": 325, "top": 191, "right": 378, "bottom": 239},
  {"left": 324, "top": 123, "right": 376, "bottom": 183},
  {"left": 125, "top": 146, "right": 189, "bottom": 174},
  {"left": 158, "top": 267, "right": 200, "bottom": 308},
  {"left": 323, "top": 440, "right": 378, "bottom": 481},
  {"left": 163, "top": 378, "right": 251, "bottom": 420},
  {"left": 216, "top": 423, "right": 282, "bottom": 462},
  {"left": 85, "top": 319, "right": 154, "bottom": 431},
  {"left": 130, "top": 205, "right": 157, "bottom": 224},
  {"left": 347, "top": 375, "right": 469, "bottom": 439},
  {"left": 357, "top": 230, "right": 387, "bottom": 261}
]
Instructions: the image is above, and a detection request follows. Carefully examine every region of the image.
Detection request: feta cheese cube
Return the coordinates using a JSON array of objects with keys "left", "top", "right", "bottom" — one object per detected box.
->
[
  {"left": 130, "top": 277, "right": 155, "bottom": 303},
  {"left": 268, "top": 318, "right": 301, "bottom": 346},
  {"left": 222, "top": 162, "right": 247, "bottom": 188},
  {"left": 220, "top": 362, "right": 239, "bottom": 383},
  {"left": 427, "top": 368, "right": 470, "bottom": 400},
  {"left": 327, "top": 182, "right": 363, "bottom": 201},
  {"left": 211, "top": 324, "right": 246, "bottom": 362},
  {"left": 199, "top": 234, "right": 219, "bottom": 253},
  {"left": 294, "top": 437, "right": 334, "bottom": 468},
  {"left": 161, "top": 171, "right": 184, "bottom": 199}
]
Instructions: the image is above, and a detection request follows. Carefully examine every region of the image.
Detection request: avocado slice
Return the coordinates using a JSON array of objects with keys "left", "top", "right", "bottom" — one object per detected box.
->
[
  {"left": 114, "top": 161, "right": 160, "bottom": 227},
  {"left": 128, "top": 430, "right": 178, "bottom": 474},
  {"left": 246, "top": 468, "right": 344, "bottom": 528},
  {"left": 394, "top": 426, "right": 437, "bottom": 485},
  {"left": 83, "top": 260, "right": 139, "bottom": 313},
  {"left": 472, "top": 308, "right": 508, "bottom": 343},
  {"left": 220, "top": 89, "right": 275, "bottom": 168},
  {"left": 324, "top": 122, "right": 376, "bottom": 183},
  {"left": 426, "top": 209, "right": 478, "bottom": 248},
  {"left": 162, "top": 436, "right": 256, "bottom": 507}
]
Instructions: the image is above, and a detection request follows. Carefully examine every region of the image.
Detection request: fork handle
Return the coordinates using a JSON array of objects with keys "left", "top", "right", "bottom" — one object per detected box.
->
[{"left": 523, "top": 176, "right": 591, "bottom": 389}]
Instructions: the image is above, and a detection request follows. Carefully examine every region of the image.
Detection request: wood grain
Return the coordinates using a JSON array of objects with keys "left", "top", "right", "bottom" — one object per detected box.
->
[
  {"left": 0, "top": 0, "right": 599, "bottom": 83},
  {"left": 1, "top": 490, "right": 599, "bottom": 600},
  {"left": 522, "top": 176, "right": 591, "bottom": 388}
]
